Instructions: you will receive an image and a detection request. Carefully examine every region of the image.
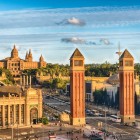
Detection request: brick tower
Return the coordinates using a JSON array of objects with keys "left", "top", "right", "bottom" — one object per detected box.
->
[
  {"left": 70, "top": 48, "right": 85, "bottom": 125},
  {"left": 119, "top": 49, "right": 135, "bottom": 124}
]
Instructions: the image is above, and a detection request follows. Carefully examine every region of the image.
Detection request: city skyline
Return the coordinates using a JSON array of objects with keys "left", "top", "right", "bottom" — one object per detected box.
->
[{"left": 0, "top": 0, "right": 140, "bottom": 64}]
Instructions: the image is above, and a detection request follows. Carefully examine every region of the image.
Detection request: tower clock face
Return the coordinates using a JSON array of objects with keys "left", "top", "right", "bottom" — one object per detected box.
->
[{"left": 74, "top": 60, "right": 83, "bottom": 66}]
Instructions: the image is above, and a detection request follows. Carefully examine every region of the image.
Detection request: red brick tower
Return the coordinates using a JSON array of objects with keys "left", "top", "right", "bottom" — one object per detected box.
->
[
  {"left": 119, "top": 49, "right": 135, "bottom": 124},
  {"left": 70, "top": 48, "right": 85, "bottom": 125}
]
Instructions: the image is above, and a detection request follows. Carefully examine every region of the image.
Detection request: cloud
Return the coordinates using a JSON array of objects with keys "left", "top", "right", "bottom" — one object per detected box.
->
[
  {"left": 61, "top": 37, "right": 96, "bottom": 45},
  {"left": 100, "top": 38, "right": 111, "bottom": 45},
  {"left": 57, "top": 17, "right": 85, "bottom": 26},
  {"left": 61, "top": 37, "right": 85, "bottom": 44}
]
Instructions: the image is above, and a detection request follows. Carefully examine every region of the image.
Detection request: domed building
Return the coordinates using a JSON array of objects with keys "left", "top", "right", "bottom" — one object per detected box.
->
[
  {"left": 0, "top": 45, "right": 47, "bottom": 80},
  {"left": 107, "top": 73, "right": 119, "bottom": 85}
]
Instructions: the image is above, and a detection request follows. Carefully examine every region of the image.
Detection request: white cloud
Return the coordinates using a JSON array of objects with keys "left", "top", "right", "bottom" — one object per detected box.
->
[
  {"left": 67, "top": 17, "right": 85, "bottom": 25},
  {"left": 56, "top": 17, "right": 85, "bottom": 26},
  {"left": 61, "top": 37, "right": 96, "bottom": 45},
  {"left": 61, "top": 37, "right": 85, "bottom": 44},
  {"left": 100, "top": 38, "right": 111, "bottom": 45}
]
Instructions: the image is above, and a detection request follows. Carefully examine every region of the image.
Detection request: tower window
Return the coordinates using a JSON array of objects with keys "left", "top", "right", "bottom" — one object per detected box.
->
[
  {"left": 125, "top": 60, "right": 133, "bottom": 66},
  {"left": 74, "top": 60, "right": 83, "bottom": 66}
]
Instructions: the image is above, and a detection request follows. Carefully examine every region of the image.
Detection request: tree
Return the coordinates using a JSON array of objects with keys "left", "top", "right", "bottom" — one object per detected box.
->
[
  {"left": 115, "top": 89, "right": 119, "bottom": 109},
  {"left": 135, "top": 92, "right": 138, "bottom": 115},
  {"left": 42, "top": 117, "right": 49, "bottom": 125},
  {"left": 111, "top": 92, "right": 115, "bottom": 107},
  {"left": 93, "top": 89, "right": 108, "bottom": 105},
  {"left": 1, "top": 68, "right": 14, "bottom": 84}
]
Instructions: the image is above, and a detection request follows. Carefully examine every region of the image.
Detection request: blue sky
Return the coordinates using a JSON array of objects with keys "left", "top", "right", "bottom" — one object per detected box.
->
[{"left": 0, "top": 0, "right": 140, "bottom": 64}]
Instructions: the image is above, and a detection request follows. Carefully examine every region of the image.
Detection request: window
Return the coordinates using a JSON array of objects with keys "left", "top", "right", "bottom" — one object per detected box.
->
[
  {"left": 5, "top": 105, "right": 8, "bottom": 125},
  {"left": 125, "top": 60, "right": 133, "bottom": 66},
  {"left": 16, "top": 105, "right": 19, "bottom": 124},
  {"left": 21, "top": 104, "right": 24, "bottom": 124},
  {"left": 10, "top": 105, "right": 14, "bottom": 124},
  {"left": 74, "top": 60, "right": 83, "bottom": 66}
]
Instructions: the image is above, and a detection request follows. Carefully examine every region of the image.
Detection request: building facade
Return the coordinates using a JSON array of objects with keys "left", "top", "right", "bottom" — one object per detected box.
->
[
  {"left": 119, "top": 49, "right": 135, "bottom": 124},
  {"left": 0, "top": 85, "right": 42, "bottom": 128},
  {"left": 70, "top": 48, "right": 85, "bottom": 125},
  {"left": 0, "top": 45, "right": 46, "bottom": 78}
]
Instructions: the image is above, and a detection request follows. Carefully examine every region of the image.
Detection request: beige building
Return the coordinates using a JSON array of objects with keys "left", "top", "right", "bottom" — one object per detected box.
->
[
  {"left": 0, "top": 85, "right": 42, "bottom": 128},
  {"left": 0, "top": 45, "right": 46, "bottom": 78}
]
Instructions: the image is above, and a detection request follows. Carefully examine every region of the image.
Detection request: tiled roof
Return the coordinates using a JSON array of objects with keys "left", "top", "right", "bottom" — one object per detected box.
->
[
  {"left": 70, "top": 48, "right": 84, "bottom": 59},
  {"left": 0, "top": 86, "right": 23, "bottom": 95},
  {"left": 120, "top": 49, "right": 133, "bottom": 59}
]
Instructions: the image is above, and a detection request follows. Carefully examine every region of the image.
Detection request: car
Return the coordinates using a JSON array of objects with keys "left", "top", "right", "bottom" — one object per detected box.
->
[
  {"left": 99, "top": 113, "right": 104, "bottom": 117},
  {"left": 45, "top": 96, "right": 50, "bottom": 99}
]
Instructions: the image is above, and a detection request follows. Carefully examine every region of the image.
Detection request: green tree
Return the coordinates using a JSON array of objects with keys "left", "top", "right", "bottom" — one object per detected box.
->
[
  {"left": 115, "top": 89, "right": 119, "bottom": 109},
  {"left": 111, "top": 92, "right": 115, "bottom": 107},
  {"left": 42, "top": 117, "right": 49, "bottom": 125},
  {"left": 1, "top": 68, "right": 14, "bottom": 84}
]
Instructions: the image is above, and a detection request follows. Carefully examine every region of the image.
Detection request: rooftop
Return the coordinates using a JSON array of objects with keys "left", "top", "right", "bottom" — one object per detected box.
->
[
  {"left": 119, "top": 49, "right": 133, "bottom": 59},
  {"left": 70, "top": 48, "right": 84, "bottom": 59}
]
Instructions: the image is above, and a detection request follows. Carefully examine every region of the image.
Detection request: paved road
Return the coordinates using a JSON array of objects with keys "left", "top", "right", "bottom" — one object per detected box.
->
[
  {"left": 86, "top": 117, "right": 140, "bottom": 140},
  {"left": 44, "top": 95, "right": 140, "bottom": 140}
]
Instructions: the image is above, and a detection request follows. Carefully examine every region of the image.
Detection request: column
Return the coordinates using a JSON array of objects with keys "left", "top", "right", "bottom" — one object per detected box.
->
[
  {"left": 23, "top": 75, "right": 25, "bottom": 86},
  {"left": 8, "top": 105, "right": 10, "bottom": 126},
  {"left": 13, "top": 105, "right": 16, "bottom": 124},
  {"left": 2, "top": 105, "right": 5, "bottom": 128},
  {"left": 25, "top": 103, "right": 30, "bottom": 126},
  {"left": 26, "top": 75, "right": 28, "bottom": 86},
  {"left": 20, "top": 75, "right": 22, "bottom": 86},
  {"left": 19, "top": 104, "right": 21, "bottom": 125},
  {"left": 30, "top": 75, "right": 31, "bottom": 88}
]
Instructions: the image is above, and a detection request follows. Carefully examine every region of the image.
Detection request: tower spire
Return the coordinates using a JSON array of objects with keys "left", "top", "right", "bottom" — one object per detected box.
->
[
  {"left": 25, "top": 51, "right": 29, "bottom": 61},
  {"left": 39, "top": 54, "right": 44, "bottom": 62},
  {"left": 28, "top": 49, "right": 33, "bottom": 62}
]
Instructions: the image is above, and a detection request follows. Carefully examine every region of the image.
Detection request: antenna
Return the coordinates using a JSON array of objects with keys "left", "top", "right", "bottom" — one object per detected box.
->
[{"left": 116, "top": 42, "right": 122, "bottom": 59}]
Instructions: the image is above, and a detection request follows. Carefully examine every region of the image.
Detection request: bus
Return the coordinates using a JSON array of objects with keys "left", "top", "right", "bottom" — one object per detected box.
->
[
  {"left": 110, "top": 115, "right": 121, "bottom": 123},
  {"left": 91, "top": 109, "right": 100, "bottom": 116}
]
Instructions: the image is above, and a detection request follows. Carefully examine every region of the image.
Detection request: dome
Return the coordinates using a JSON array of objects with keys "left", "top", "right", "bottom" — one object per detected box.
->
[
  {"left": 107, "top": 74, "right": 119, "bottom": 85},
  {"left": 12, "top": 44, "right": 18, "bottom": 53},
  {"left": 11, "top": 44, "right": 18, "bottom": 58}
]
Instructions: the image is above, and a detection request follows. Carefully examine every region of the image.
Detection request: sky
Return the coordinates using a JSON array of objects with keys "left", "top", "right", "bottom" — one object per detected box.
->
[{"left": 0, "top": 0, "right": 140, "bottom": 64}]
